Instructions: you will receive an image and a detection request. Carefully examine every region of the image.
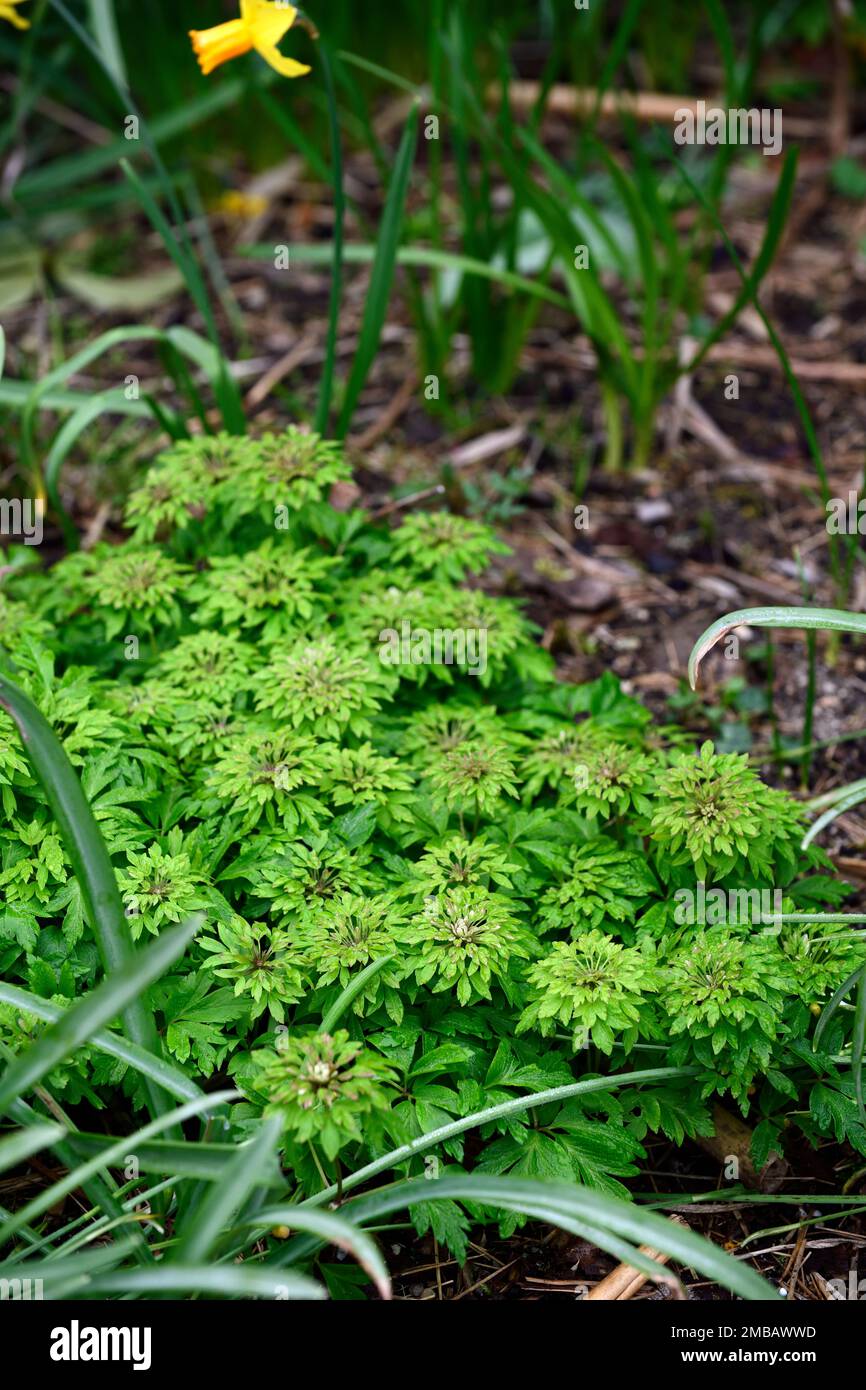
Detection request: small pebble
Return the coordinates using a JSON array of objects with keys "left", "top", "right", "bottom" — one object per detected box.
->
[{"left": 636, "top": 498, "right": 673, "bottom": 524}]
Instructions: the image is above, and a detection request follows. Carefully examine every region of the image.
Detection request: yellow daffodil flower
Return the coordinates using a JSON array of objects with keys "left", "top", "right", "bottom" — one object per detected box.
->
[
  {"left": 0, "top": 0, "right": 30, "bottom": 30},
  {"left": 190, "top": 1, "right": 311, "bottom": 79},
  {"left": 216, "top": 190, "right": 270, "bottom": 219}
]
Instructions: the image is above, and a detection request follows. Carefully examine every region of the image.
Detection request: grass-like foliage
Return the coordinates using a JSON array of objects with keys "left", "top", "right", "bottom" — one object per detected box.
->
[{"left": 1, "top": 432, "right": 865, "bottom": 1287}]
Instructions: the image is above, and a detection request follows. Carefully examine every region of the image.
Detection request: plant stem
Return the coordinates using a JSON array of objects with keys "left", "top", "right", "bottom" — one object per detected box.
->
[{"left": 601, "top": 382, "right": 624, "bottom": 472}]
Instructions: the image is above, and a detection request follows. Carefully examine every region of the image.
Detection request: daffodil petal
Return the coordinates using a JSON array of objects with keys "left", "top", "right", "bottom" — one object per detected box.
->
[
  {"left": 241, "top": 0, "right": 297, "bottom": 47},
  {"left": 0, "top": 4, "right": 30, "bottom": 29},
  {"left": 254, "top": 42, "right": 311, "bottom": 78}
]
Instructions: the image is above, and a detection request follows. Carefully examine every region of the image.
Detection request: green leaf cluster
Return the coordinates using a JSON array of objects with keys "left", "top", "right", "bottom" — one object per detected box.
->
[{"left": 2, "top": 428, "right": 864, "bottom": 1217}]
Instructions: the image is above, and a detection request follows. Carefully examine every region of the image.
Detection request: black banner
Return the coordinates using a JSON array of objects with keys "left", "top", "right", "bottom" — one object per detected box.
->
[{"left": 1, "top": 1296, "right": 858, "bottom": 1376}]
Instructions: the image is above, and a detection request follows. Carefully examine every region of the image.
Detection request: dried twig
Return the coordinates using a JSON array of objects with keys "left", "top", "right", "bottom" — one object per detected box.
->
[{"left": 585, "top": 1216, "right": 690, "bottom": 1300}]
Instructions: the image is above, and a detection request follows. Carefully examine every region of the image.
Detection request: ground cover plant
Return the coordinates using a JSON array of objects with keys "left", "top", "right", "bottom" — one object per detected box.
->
[{"left": 1, "top": 425, "right": 866, "bottom": 1302}]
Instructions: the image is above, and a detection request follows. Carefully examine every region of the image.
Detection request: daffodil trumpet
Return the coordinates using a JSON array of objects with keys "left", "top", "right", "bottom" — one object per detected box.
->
[{"left": 190, "top": 0, "right": 312, "bottom": 79}]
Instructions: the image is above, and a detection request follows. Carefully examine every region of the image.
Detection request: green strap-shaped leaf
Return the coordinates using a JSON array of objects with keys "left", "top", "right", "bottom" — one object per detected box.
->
[
  {"left": 18, "top": 323, "right": 235, "bottom": 524},
  {"left": 0, "top": 917, "right": 201, "bottom": 1118},
  {"left": 7, "top": 1094, "right": 139, "bottom": 1255},
  {"left": 0, "top": 1124, "right": 66, "bottom": 1175},
  {"left": 0, "top": 672, "right": 182, "bottom": 1122},
  {"left": 853, "top": 967, "right": 866, "bottom": 1128},
  {"left": 688, "top": 606, "right": 866, "bottom": 691},
  {"left": 249, "top": 1204, "right": 391, "bottom": 1300},
  {"left": 346, "top": 1175, "right": 774, "bottom": 1302},
  {"left": 803, "top": 789, "right": 866, "bottom": 849},
  {"left": 320, "top": 955, "right": 393, "bottom": 1033},
  {"left": 178, "top": 1113, "right": 285, "bottom": 1264},
  {"left": 247, "top": 241, "right": 571, "bottom": 310},
  {"left": 308, "top": 1065, "right": 695, "bottom": 1204},
  {"left": 85, "top": 1265, "right": 326, "bottom": 1300},
  {"left": 0, "top": 1090, "right": 236, "bottom": 1250},
  {"left": 86, "top": 0, "right": 127, "bottom": 90},
  {"left": 64, "top": 1134, "right": 260, "bottom": 1184},
  {"left": 336, "top": 103, "right": 420, "bottom": 437},
  {"left": 0, "top": 982, "right": 202, "bottom": 1103},
  {"left": 0, "top": 1239, "right": 142, "bottom": 1300}
]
